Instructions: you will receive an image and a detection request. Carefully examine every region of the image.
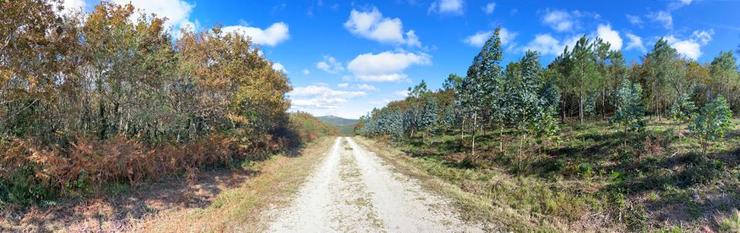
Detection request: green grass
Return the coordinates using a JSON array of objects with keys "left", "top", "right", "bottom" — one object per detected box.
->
[{"left": 365, "top": 118, "right": 740, "bottom": 232}]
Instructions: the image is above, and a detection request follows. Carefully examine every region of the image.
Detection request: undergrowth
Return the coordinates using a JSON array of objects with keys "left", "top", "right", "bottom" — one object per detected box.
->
[{"left": 380, "top": 119, "right": 739, "bottom": 232}]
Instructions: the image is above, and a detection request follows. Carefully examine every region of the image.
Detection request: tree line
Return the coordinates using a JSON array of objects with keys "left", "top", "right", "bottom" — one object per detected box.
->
[
  {"left": 356, "top": 28, "right": 737, "bottom": 155},
  {"left": 0, "top": 1, "right": 299, "bottom": 204}
]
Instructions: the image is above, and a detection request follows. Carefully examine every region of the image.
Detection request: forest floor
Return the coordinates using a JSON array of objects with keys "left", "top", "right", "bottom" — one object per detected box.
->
[
  {"left": 1, "top": 138, "right": 334, "bottom": 232},
  {"left": 369, "top": 118, "right": 740, "bottom": 232}
]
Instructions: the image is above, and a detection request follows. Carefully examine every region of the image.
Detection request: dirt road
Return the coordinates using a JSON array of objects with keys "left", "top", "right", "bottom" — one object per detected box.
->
[{"left": 267, "top": 137, "right": 480, "bottom": 233}]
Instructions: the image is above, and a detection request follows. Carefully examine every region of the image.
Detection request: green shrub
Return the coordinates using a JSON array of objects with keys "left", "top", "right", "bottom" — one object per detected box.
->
[
  {"left": 578, "top": 162, "right": 593, "bottom": 178},
  {"left": 689, "top": 96, "right": 733, "bottom": 154},
  {"left": 719, "top": 210, "right": 740, "bottom": 233}
]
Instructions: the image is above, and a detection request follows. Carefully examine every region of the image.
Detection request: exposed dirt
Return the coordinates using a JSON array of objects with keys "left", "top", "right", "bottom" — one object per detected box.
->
[{"left": 267, "top": 137, "right": 481, "bottom": 232}]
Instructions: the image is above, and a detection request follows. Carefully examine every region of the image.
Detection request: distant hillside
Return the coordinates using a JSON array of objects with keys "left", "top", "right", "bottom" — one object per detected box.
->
[
  {"left": 289, "top": 112, "right": 339, "bottom": 141},
  {"left": 318, "top": 115, "right": 358, "bottom": 126},
  {"left": 318, "top": 115, "right": 358, "bottom": 135}
]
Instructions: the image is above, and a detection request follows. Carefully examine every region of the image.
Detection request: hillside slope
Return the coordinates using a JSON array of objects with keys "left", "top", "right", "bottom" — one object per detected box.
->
[{"left": 318, "top": 115, "right": 358, "bottom": 135}]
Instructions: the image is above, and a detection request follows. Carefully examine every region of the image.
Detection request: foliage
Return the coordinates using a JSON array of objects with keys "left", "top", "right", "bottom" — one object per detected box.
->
[
  {"left": 289, "top": 112, "right": 339, "bottom": 141},
  {"left": 611, "top": 78, "right": 645, "bottom": 134},
  {"left": 0, "top": 0, "right": 296, "bottom": 205},
  {"left": 689, "top": 96, "right": 733, "bottom": 153},
  {"left": 670, "top": 93, "right": 697, "bottom": 123}
]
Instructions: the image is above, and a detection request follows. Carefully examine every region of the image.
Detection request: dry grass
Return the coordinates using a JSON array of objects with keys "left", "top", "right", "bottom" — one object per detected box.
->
[
  {"left": 352, "top": 137, "right": 550, "bottom": 232},
  {"left": 135, "top": 137, "right": 335, "bottom": 232}
]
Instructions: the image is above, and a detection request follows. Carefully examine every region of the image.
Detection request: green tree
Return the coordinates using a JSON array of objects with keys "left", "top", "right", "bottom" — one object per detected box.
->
[
  {"left": 708, "top": 51, "right": 740, "bottom": 113},
  {"left": 611, "top": 78, "right": 645, "bottom": 143},
  {"left": 641, "top": 38, "right": 686, "bottom": 118},
  {"left": 689, "top": 96, "right": 733, "bottom": 154}
]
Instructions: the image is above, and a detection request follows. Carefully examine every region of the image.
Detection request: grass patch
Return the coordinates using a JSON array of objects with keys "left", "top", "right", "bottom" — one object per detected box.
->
[{"left": 359, "top": 118, "right": 740, "bottom": 232}]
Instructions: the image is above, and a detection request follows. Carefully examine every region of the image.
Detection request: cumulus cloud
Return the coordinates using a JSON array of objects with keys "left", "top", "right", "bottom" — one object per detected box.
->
[
  {"left": 542, "top": 10, "right": 574, "bottom": 32},
  {"left": 344, "top": 7, "right": 421, "bottom": 47},
  {"left": 272, "top": 63, "right": 288, "bottom": 73},
  {"left": 337, "top": 83, "right": 350, "bottom": 88},
  {"left": 347, "top": 51, "right": 431, "bottom": 82},
  {"left": 464, "top": 27, "right": 517, "bottom": 47},
  {"left": 428, "top": 0, "right": 464, "bottom": 15},
  {"left": 316, "top": 56, "right": 344, "bottom": 74},
  {"left": 289, "top": 84, "right": 366, "bottom": 109},
  {"left": 221, "top": 22, "right": 290, "bottom": 47},
  {"left": 523, "top": 34, "right": 564, "bottom": 56},
  {"left": 625, "top": 33, "right": 646, "bottom": 52},
  {"left": 111, "top": 0, "right": 194, "bottom": 31},
  {"left": 483, "top": 2, "right": 496, "bottom": 15},
  {"left": 692, "top": 29, "right": 714, "bottom": 45},
  {"left": 649, "top": 11, "right": 673, "bottom": 29},
  {"left": 664, "top": 30, "right": 713, "bottom": 60},
  {"left": 595, "top": 24, "right": 622, "bottom": 51}
]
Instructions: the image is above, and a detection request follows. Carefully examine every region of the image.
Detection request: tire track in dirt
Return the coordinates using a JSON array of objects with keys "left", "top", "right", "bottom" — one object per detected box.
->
[{"left": 267, "top": 137, "right": 480, "bottom": 233}]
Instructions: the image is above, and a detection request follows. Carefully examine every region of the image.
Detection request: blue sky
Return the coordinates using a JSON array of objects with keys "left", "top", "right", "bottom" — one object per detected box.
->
[{"left": 65, "top": 0, "right": 740, "bottom": 118}]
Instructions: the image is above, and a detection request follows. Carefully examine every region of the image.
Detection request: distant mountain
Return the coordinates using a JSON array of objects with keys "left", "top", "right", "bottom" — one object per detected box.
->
[
  {"left": 318, "top": 115, "right": 358, "bottom": 135},
  {"left": 317, "top": 115, "right": 358, "bottom": 126}
]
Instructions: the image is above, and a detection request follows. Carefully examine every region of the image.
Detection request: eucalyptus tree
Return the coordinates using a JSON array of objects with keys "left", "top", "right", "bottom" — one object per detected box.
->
[
  {"left": 611, "top": 77, "right": 645, "bottom": 144},
  {"left": 690, "top": 96, "right": 733, "bottom": 154},
  {"left": 461, "top": 27, "right": 505, "bottom": 156}
]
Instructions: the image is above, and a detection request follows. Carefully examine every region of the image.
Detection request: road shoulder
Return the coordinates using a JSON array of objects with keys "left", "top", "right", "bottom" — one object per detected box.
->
[
  {"left": 352, "top": 137, "right": 503, "bottom": 232},
  {"left": 136, "top": 137, "right": 336, "bottom": 233}
]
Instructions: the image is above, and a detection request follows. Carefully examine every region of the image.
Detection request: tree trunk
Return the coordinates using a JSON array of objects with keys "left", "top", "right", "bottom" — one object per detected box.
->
[
  {"left": 472, "top": 113, "right": 477, "bottom": 157},
  {"left": 579, "top": 95, "right": 584, "bottom": 124}
]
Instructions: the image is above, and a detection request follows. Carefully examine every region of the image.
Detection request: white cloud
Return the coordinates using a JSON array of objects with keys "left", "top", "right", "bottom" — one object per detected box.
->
[
  {"left": 625, "top": 33, "right": 646, "bottom": 52},
  {"left": 596, "top": 24, "right": 622, "bottom": 51},
  {"left": 302, "top": 69, "right": 311, "bottom": 75},
  {"left": 663, "top": 30, "right": 713, "bottom": 60},
  {"left": 523, "top": 34, "right": 564, "bottom": 56},
  {"left": 395, "top": 90, "right": 409, "bottom": 98},
  {"left": 111, "top": 0, "right": 193, "bottom": 30},
  {"left": 344, "top": 7, "right": 421, "bottom": 47},
  {"left": 316, "top": 56, "right": 344, "bottom": 74},
  {"left": 221, "top": 22, "right": 290, "bottom": 47},
  {"left": 272, "top": 63, "right": 288, "bottom": 73},
  {"left": 337, "top": 83, "right": 350, "bottom": 88},
  {"left": 356, "top": 84, "right": 377, "bottom": 91},
  {"left": 542, "top": 10, "right": 574, "bottom": 32},
  {"left": 665, "top": 36, "right": 701, "bottom": 60},
  {"left": 669, "top": 0, "right": 693, "bottom": 9},
  {"left": 464, "top": 31, "right": 491, "bottom": 47},
  {"left": 347, "top": 51, "right": 431, "bottom": 82},
  {"left": 428, "top": 0, "right": 464, "bottom": 15},
  {"left": 692, "top": 29, "right": 714, "bottom": 45},
  {"left": 289, "top": 84, "right": 366, "bottom": 109},
  {"left": 51, "top": 0, "right": 86, "bottom": 16},
  {"left": 483, "top": 2, "right": 496, "bottom": 15},
  {"left": 626, "top": 14, "right": 643, "bottom": 26},
  {"left": 464, "top": 27, "right": 517, "bottom": 47},
  {"left": 649, "top": 11, "right": 673, "bottom": 29}
]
